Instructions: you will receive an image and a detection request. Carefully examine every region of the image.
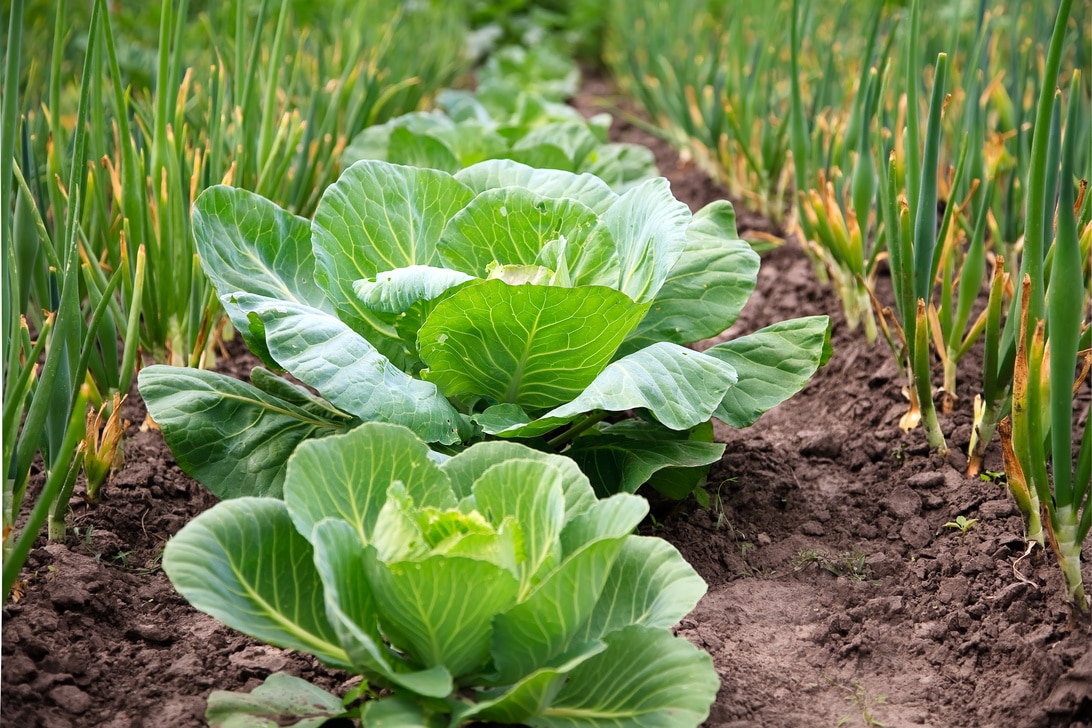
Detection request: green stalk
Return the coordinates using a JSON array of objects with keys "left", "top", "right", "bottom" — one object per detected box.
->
[
  {"left": 2, "top": 317, "right": 53, "bottom": 457},
  {"left": 546, "top": 411, "right": 610, "bottom": 450},
  {"left": 117, "top": 246, "right": 147, "bottom": 396},
  {"left": 1018, "top": 0, "right": 1073, "bottom": 336},
  {"left": 2, "top": 0, "right": 26, "bottom": 484},
  {"left": 257, "top": 0, "right": 292, "bottom": 174},
  {"left": 903, "top": 0, "right": 922, "bottom": 216},
  {"left": 1043, "top": 70, "right": 1087, "bottom": 612},
  {"left": 914, "top": 299, "right": 948, "bottom": 455},
  {"left": 1007, "top": 277, "right": 1044, "bottom": 547},
  {"left": 912, "top": 53, "right": 947, "bottom": 304},
  {"left": 949, "top": 179, "right": 992, "bottom": 354},
  {"left": 73, "top": 264, "right": 128, "bottom": 401},
  {"left": 934, "top": 138, "right": 971, "bottom": 344},
  {"left": 12, "top": 0, "right": 105, "bottom": 504},
  {"left": 48, "top": 453, "right": 86, "bottom": 543},
  {"left": 3, "top": 386, "right": 89, "bottom": 602}
]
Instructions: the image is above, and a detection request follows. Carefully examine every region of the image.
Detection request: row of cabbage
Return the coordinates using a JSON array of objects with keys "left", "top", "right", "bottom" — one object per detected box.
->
[
  {"left": 137, "top": 37, "right": 833, "bottom": 727},
  {"left": 2, "top": 4, "right": 832, "bottom": 725}
]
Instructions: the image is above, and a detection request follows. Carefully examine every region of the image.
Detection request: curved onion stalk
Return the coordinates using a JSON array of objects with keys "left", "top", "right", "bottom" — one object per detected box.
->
[
  {"left": 3, "top": 387, "right": 90, "bottom": 602},
  {"left": 1005, "top": 63, "right": 1090, "bottom": 615},
  {"left": 790, "top": 0, "right": 888, "bottom": 339},
  {"left": 988, "top": 0, "right": 1079, "bottom": 489},
  {"left": 871, "top": 40, "right": 950, "bottom": 455},
  {"left": 1001, "top": 277, "right": 1046, "bottom": 547},
  {"left": 603, "top": 0, "right": 796, "bottom": 224},
  {"left": 1042, "top": 165, "right": 1090, "bottom": 612},
  {"left": 965, "top": 255, "right": 1011, "bottom": 476}
]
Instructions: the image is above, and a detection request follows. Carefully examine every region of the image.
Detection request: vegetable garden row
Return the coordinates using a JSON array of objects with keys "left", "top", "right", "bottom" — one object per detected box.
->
[{"left": 2, "top": 0, "right": 1089, "bottom": 726}]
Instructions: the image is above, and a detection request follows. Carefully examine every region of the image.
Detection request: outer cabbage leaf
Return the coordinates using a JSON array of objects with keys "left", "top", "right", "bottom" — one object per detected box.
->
[
  {"left": 205, "top": 673, "right": 346, "bottom": 728},
  {"left": 386, "top": 127, "right": 461, "bottom": 173},
  {"left": 452, "top": 645, "right": 605, "bottom": 726},
  {"left": 358, "top": 695, "right": 435, "bottom": 727},
  {"left": 471, "top": 404, "right": 579, "bottom": 439},
  {"left": 706, "top": 315, "right": 832, "bottom": 428},
  {"left": 193, "top": 185, "right": 330, "bottom": 312},
  {"left": 542, "top": 343, "right": 737, "bottom": 431},
  {"left": 231, "top": 294, "right": 467, "bottom": 444},
  {"left": 418, "top": 281, "right": 649, "bottom": 411},
  {"left": 341, "top": 111, "right": 455, "bottom": 168},
  {"left": 311, "top": 519, "right": 454, "bottom": 698},
  {"left": 437, "top": 88, "right": 495, "bottom": 123},
  {"left": 566, "top": 434, "right": 726, "bottom": 497},
  {"left": 575, "top": 536, "right": 707, "bottom": 642},
  {"left": 620, "top": 200, "right": 759, "bottom": 355},
  {"left": 192, "top": 185, "right": 333, "bottom": 367},
  {"left": 138, "top": 366, "right": 352, "bottom": 499},
  {"left": 427, "top": 121, "right": 510, "bottom": 166},
  {"left": 583, "top": 143, "right": 658, "bottom": 193},
  {"left": 511, "top": 121, "right": 600, "bottom": 166},
  {"left": 365, "top": 551, "right": 520, "bottom": 679},
  {"left": 162, "top": 498, "right": 350, "bottom": 668},
  {"left": 505, "top": 144, "right": 574, "bottom": 172},
  {"left": 532, "top": 625, "right": 717, "bottom": 728},
  {"left": 490, "top": 495, "right": 647, "bottom": 685}
]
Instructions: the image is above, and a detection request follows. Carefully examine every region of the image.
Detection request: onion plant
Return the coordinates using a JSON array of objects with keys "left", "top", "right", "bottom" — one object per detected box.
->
[
  {"left": 19, "top": 0, "right": 467, "bottom": 368},
  {"left": 602, "top": 0, "right": 795, "bottom": 223},
  {"left": 2, "top": 0, "right": 133, "bottom": 600},
  {"left": 789, "top": 0, "right": 892, "bottom": 342},
  {"left": 871, "top": 0, "right": 951, "bottom": 454},
  {"left": 966, "top": 0, "right": 1090, "bottom": 476},
  {"left": 1001, "top": 0, "right": 1092, "bottom": 616}
]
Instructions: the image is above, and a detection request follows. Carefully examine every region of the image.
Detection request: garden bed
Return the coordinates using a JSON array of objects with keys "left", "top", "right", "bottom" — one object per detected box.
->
[{"left": 3, "top": 80, "right": 1090, "bottom": 728}]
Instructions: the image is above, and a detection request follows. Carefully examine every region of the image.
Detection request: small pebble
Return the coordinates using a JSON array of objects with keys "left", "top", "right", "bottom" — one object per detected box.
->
[
  {"left": 906, "top": 471, "right": 945, "bottom": 489},
  {"left": 49, "top": 685, "right": 92, "bottom": 715}
]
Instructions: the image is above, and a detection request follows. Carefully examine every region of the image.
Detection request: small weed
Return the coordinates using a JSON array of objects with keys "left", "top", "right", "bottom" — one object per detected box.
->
[
  {"left": 73, "top": 525, "right": 103, "bottom": 560},
  {"left": 793, "top": 548, "right": 874, "bottom": 581},
  {"left": 127, "top": 548, "right": 166, "bottom": 576},
  {"left": 73, "top": 524, "right": 95, "bottom": 548},
  {"left": 979, "top": 470, "right": 1006, "bottom": 485},
  {"left": 943, "top": 515, "right": 979, "bottom": 535},
  {"left": 829, "top": 678, "right": 887, "bottom": 727},
  {"left": 698, "top": 477, "right": 737, "bottom": 531}
]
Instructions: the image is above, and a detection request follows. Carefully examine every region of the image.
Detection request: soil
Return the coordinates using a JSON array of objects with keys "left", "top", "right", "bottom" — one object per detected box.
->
[{"left": 4, "top": 78, "right": 1091, "bottom": 728}]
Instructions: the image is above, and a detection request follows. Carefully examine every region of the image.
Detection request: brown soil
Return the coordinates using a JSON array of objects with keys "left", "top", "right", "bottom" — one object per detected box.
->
[{"left": 4, "top": 80, "right": 1091, "bottom": 728}]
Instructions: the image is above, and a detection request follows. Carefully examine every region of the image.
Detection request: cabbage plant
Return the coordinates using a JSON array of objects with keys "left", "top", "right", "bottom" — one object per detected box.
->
[
  {"left": 341, "top": 97, "right": 657, "bottom": 193},
  {"left": 139, "top": 159, "right": 829, "bottom": 499},
  {"left": 165, "top": 423, "right": 718, "bottom": 726}
]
